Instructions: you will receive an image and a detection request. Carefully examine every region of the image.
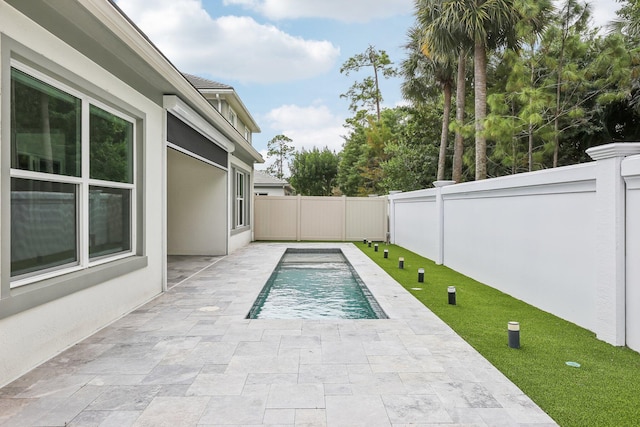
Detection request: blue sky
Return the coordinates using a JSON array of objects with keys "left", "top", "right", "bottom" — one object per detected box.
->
[{"left": 117, "top": 0, "right": 620, "bottom": 168}]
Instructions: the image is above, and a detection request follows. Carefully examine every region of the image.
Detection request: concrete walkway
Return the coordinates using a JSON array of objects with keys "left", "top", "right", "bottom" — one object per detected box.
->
[{"left": 0, "top": 243, "right": 558, "bottom": 426}]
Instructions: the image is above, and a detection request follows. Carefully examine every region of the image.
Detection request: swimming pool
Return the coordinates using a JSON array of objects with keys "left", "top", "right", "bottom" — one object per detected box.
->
[{"left": 247, "top": 248, "right": 387, "bottom": 319}]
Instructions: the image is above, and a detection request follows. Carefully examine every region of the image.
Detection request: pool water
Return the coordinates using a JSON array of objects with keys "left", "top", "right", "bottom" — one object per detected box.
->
[{"left": 247, "top": 249, "right": 387, "bottom": 319}]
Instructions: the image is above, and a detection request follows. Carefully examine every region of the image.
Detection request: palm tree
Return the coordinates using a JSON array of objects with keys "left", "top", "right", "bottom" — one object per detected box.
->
[
  {"left": 401, "top": 26, "right": 456, "bottom": 181},
  {"left": 419, "top": 0, "right": 523, "bottom": 180},
  {"left": 416, "top": 0, "right": 472, "bottom": 183}
]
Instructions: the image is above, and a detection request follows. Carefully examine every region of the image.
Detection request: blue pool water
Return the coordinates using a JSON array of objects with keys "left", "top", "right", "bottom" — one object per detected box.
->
[{"left": 247, "top": 249, "right": 387, "bottom": 319}]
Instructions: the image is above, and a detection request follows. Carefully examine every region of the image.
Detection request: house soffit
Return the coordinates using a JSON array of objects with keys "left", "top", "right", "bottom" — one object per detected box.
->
[{"left": 6, "top": 0, "right": 173, "bottom": 104}]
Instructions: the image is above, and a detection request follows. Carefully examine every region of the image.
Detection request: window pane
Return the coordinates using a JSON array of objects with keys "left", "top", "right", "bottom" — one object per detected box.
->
[
  {"left": 11, "top": 178, "right": 78, "bottom": 277},
  {"left": 10, "top": 68, "right": 81, "bottom": 176},
  {"left": 89, "top": 186, "right": 131, "bottom": 258},
  {"left": 237, "top": 172, "right": 244, "bottom": 197},
  {"left": 237, "top": 199, "right": 244, "bottom": 226},
  {"left": 90, "top": 105, "right": 133, "bottom": 183}
]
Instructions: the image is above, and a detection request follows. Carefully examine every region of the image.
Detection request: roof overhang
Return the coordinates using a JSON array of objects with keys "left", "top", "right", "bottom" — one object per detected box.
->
[{"left": 6, "top": 0, "right": 264, "bottom": 164}]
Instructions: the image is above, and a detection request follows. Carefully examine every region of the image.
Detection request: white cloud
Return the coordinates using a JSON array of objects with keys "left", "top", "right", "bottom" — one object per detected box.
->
[
  {"left": 263, "top": 103, "right": 346, "bottom": 153},
  {"left": 223, "top": 0, "right": 414, "bottom": 22},
  {"left": 116, "top": 0, "right": 340, "bottom": 83}
]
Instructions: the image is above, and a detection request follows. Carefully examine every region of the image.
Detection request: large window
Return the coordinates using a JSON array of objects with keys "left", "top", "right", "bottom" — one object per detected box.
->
[
  {"left": 233, "top": 169, "right": 249, "bottom": 229},
  {"left": 9, "top": 65, "right": 136, "bottom": 284}
]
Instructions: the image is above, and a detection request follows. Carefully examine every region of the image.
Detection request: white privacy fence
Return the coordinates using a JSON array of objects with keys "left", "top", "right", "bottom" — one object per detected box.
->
[
  {"left": 254, "top": 195, "right": 387, "bottom": 242},
  {"left": 389, "top": 143, "right": 640, "bottom": 352}
]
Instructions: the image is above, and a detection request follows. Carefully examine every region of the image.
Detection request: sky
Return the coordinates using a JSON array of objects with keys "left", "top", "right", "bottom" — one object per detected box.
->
[{"left": 116, "top": 0, "right": 622, "bottom": 169}]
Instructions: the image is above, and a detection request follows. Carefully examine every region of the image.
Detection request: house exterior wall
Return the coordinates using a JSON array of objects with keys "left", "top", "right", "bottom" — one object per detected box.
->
[
  {"left": 389, "top": 145, "right": 640, "bottom": 351},
  {"left": 229, "top": 156, "right": 254, "bottom": 253},
  {"left": 254, "top": 186, "right": 288, "bottom": 196},
  {"left": 0, "top": 2, "right": 163, "bottom": 386}
]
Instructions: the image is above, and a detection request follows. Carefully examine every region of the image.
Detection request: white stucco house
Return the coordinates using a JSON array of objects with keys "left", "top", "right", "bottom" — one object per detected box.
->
[
  {"left": 253, "top": 170, "right": 295, "bottom": 196},
  {"left": 0, "top": 0, "right": 263, "bottom": 386}
]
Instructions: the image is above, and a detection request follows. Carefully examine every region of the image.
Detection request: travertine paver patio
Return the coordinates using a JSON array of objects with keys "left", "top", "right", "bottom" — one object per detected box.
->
[{"left": 0, "top": 243, "right": 558, "bottom": 426}]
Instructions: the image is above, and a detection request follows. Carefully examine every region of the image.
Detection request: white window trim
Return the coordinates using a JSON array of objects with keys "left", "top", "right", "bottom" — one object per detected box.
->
[
  {"left": 9, "top": 61, "right": 137, "bottom": 288},
  {"left": 228, "top": 106, "right": 237, "bottom": 128},
  {"left": 235, "top": 170, "right": 245, "bottom": 228}
]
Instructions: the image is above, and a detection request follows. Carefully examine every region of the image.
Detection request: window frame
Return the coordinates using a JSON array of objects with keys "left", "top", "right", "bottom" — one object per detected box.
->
[
  {"left": 232, "top": 167, "right": 250, "bottom": 230},
  {"left": 227, "top": 106, "right": 237, "bottom": 128},
  {"left": 8, "top": 61, "right": 137, "bottom": 288}
]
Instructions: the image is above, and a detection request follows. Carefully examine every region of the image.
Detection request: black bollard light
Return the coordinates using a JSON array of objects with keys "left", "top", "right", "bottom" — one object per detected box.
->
[
  {"left": 448, "top": 286, "right": 456, "bottom": 305},
  {"left": 368, "top": 240, "right": 372, "bottom": 248},
  {"left": 418, "top": 268, "right": 424, "bottom": 283},
  {"left": 383, "top": 249, "right": 388, "bottom": 259},
  {"left": 398, "top": 257, "right": 404, "bottom": 269},
  {"left": 508, "top": 321, "right": 520, "bottom": 349},
  {"left": 374, "top": 243, "right": 379, "bottom": 252},
  {"left": 363, "top": 238, "right": 367, "bottom": 244}
]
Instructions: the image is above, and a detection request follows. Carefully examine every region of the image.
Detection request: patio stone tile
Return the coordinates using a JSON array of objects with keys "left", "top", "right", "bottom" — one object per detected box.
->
[
  {"left": 140, "top": 364, "right": 201, "bottom": 385},
  {"left": 0, "top": 397, "right": 61, "bottom": 427},
  {"left": 198, "top": 395, "right": 267, "bottom": 425},
  {"left": 368, "top": 354, "right": 446, "bottom": 373},
  {"left": 15, "top": 374, "right": 96, "bottom": 398},
  {"left": 295, "top": 408, "right": 327, "bottom": 426},
  {"left": 323, "top": 383, "right": 352, "bottom": 395},
  {"left": 382, "top": 394, "right": 453, "bottom": 424},
  {"left": 186, "top": 373, "right": 247, "bottom": 396},
  {"left": 234, "top": 340, "right": 281, "bottom": 357},
  {"left": 266, "top": 383, "right": 325, "bottom": 409},
  {"left": 86, "top": 385, "right": 162, "bottom": 411},
  {"left": 320, "top": 341, "right": 368, "bottom": 364},
  {"left": 246, "top": 373, "right": 298, "bottom": 385},
  {"left": 431, "top": 381, "right": 503, "bottom": 408},
  {"left": 88, "top": 375, "right": 146, "bottom": 386},
  {"left": 28, "top": 385, "right": 103, "bottom": 426},
  {"left": 67, "top": 410, "right": 142, "bottom": 427},
  {"left": 348, "top": 372, "right": 407, "bottom": 395},
  {"left": 279, "top": 334, "right": 322, "bottom": 349},
  {"left": 226, "top": 355, "right": 299, "bottom": 374},
  {"left": 263, "top": 408, "right": 296, "bottom": 424},
  {"left": 76, "top": 356, "right": 163, "bottom": 376},
  {"left": 325, "top": 395, "right": 391, "bottom": 426},
  {"left": 298, "top": 364, "right": 349, "bottom": 384},
  {"left": 131, "top": 396, "right": 209, "bottom": 427},
  {"left": 178, "top": 341, "right": 238, "bottom": 366}
]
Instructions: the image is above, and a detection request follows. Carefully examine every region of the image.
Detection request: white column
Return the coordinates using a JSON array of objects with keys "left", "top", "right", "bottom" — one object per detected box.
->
[
  {"left": 586, "top": 143, "right": 640, "bottom": 345},
  {"left": 433, "top": 180, "right": 456, "bottom": 265},
  {"left": 387, "top": 191, "right": 402, "bottom": 244}
]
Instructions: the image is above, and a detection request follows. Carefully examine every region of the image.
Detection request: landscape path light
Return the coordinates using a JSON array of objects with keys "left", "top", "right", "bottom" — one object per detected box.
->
[
  {"left": 448, "top": 286, "right": 456, "bottom": 305},
  {"left": 418, "top": 268, "right": 425, "bottom": 283},
  {"left": 383, "top": 249, "right": 388, "bottom": 259},
  {"left": 374, "top": 243, "right": 379, "bottom": 252},
  {"left": 398, "top": 257, "right": 404, "bottom": 269},
  {"left": 508, "top": 321, "right": 520, "bottom": 349}
]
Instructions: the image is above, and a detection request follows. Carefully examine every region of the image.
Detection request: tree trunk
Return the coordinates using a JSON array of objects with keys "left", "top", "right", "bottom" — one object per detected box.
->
[
  {"left": 474, "top": 39, "right": 487, "bottom": 180},
  {"left": 437, "top": 82, "right": 452, "bottom": 181},
  {"left": 452, "top": 51, "right": 466, "bottom": 183},
  {"left": 528, "top": 44, "right": 535, "bottom": 172}
]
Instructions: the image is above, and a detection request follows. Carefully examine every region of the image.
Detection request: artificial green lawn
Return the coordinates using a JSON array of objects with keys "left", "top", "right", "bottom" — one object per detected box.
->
[{"left": 357, "top": 242, "right": 640, "bottom": 427}]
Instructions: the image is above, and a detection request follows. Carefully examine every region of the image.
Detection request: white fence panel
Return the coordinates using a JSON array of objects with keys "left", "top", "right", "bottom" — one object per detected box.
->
[
  {"left": 388, "top": 144, "right": 640, "bottom": 351},
  {"left": 390, "top": 190, "right": 438, "bottom": 260},
  {"left": 442, "top": 165, "right": 597, "bottom": 332}
]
